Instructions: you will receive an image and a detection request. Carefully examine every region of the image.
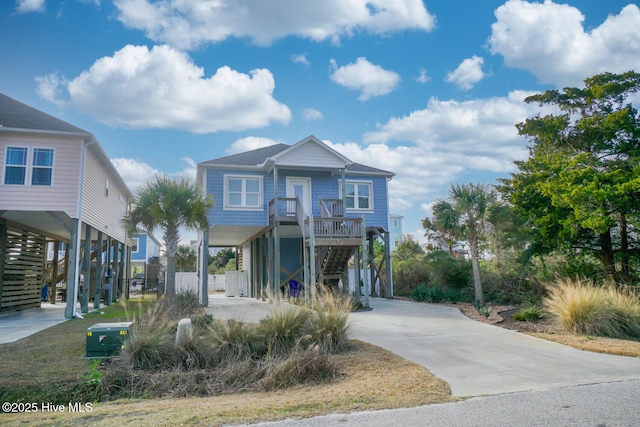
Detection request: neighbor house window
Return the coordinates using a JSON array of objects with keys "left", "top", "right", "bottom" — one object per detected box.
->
[
  {"left": 392, "top": 219, "right": 399, "bottom": 228},
  {"left": 3, "top": 146, "right": 54, "bottom": 186},
  {"left": 4, "top": 147, "right": 28, "bottom": 185},
  {"left": 31, "top": 148, "right": 54, "bottom": 186},
  {"left": 131, "top": 238, "right": 139, "bottom": 253},
  {"left": 224, "top": 175, "right": 263, "bottom": 210},
  {"left": 340, "top": 180, "right": 373, "bottom": 212}
]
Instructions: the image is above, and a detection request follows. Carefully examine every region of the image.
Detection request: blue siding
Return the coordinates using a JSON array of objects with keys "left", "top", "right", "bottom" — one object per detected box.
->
[
  {"left": 131, "top": 234, "right": 147, "bottom": 261},
  {"left": 343, "top": 175, "right": 389, "bottom": 229},
  {"left": 206, "top": 168, "right": 269, "bottom": 226},
  {"left": 205, "top": 168, "right": 389, "bottom": 229}
]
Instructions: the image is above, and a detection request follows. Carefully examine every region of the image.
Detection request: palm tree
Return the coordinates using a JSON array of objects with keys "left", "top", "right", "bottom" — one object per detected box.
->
[
  {"left": 176, "top": 245, "right": 197, "bottom": 272},
  {"left": 432, "top": 183, "right": 501, "bottom": 306},
  {"left": 124, "top": 176, "right": 213, "bottom": 299}
]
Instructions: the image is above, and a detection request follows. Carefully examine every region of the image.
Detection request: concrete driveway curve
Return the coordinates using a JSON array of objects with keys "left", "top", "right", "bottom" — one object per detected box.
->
[{"left": 349, "top": 298, "right": 640, "bottom": 397}]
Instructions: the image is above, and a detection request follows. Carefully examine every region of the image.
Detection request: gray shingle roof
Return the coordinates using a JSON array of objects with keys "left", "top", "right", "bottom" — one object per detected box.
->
[
  {"left": 204, "top": 143, "right": 290, "bottom": 166},
  {"left": 0, "top": 93, "right": 89, "bottom": 134},
  {"left": 201, "top": 142, "right": 394, "bottom": 176}
]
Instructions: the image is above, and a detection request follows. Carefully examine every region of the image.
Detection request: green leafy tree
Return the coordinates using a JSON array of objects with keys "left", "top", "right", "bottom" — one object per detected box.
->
[
  {"left": 176, "top": 245, "right": 197, "bottom": 272},
  {"left": 500, "top": 71, "right": 640, "bottom": 281},
  {"left": 392, "top": 235, "right": 428, "bottom": 295},
  {"left": 422, "top": 215, "right": 461, "bottom": 254},
  {"left": 209, "top": 248, "right": 236, "bottom": 274},
  {"left": 124, "top": 176, "right": 213, "bottom": 298},
  {"left": 431, "top": 183, "right": 503, "bottom": 305}
]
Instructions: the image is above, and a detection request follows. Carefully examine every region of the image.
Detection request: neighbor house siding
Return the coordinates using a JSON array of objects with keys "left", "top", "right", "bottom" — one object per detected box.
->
[
  {"left": 0, "top": 135, "right": 81, "bottom": 215},
  {"left": 80, "top": 146, "right": 129, "bottom": 242}
]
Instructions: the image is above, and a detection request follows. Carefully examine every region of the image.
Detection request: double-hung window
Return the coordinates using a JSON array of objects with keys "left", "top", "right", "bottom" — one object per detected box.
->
[
  {"left": 4, "top": 147, "right": 28, "bottom": 185},
  {"left": 341, "top": 180, "right": 373, "bottom": 212},
  {"left": 224, "top": 175, "right": 263, "bottom": 210},
  {"left": 3, "top": 146, "right": 54, "bottom": 186},
  {"left": 31, "top": 148, "right": 54, "bottom": 185}
]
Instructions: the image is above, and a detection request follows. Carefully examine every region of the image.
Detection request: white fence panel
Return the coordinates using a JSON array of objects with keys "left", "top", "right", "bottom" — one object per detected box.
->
[
  {"left": 174, "top": 273, "right": 227, "bottom": 293},
  {"left": 225, "top": 270, "right": 249, "bottom": 297},
  {"left": 209, "top": 274, "right": 226, "bottom": 292}
]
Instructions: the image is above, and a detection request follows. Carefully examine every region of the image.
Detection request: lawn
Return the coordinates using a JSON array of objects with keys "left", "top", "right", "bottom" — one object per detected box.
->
[{"left": 0, "top": 302, "right": 455, "bottom": 427}]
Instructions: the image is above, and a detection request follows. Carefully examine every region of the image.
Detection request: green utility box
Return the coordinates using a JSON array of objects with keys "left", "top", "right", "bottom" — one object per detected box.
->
[{"left": 86, "top": 322, "right": 133, "bottom": 358}]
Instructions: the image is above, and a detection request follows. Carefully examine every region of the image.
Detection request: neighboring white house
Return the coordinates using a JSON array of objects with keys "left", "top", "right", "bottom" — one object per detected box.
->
[{"left": 0, "top": 93, "right": 133, "bottom": 317}]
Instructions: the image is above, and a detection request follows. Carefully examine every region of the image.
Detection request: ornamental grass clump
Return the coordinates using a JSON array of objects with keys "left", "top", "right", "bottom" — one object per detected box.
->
[
  {"left": 258, "top": 305, "right": 311, "bottom": 357},
  {"left": 306, "top": 290, "right": 352, "bottom": 354},
  {"left": 544, "top": 278, "right": 640, "bottom": 338}
]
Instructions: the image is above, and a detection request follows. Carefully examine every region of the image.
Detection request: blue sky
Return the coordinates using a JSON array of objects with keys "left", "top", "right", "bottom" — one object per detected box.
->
[{"left": 2, "top": 0, "right": 640, "bottom": 244}]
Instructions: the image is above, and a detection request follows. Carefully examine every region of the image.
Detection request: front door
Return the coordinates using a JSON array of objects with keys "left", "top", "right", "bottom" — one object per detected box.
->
[{"left": 286, "top": 177, "right": 312, "bottom": 216}]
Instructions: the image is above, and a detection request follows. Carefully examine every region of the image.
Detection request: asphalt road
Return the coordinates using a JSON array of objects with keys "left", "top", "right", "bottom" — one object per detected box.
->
[{"left": 237, "top": 379, "right": 640, "bottom": 427}]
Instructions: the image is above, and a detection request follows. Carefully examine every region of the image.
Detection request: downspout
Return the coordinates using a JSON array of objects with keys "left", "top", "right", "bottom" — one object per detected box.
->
[{"left": 71, "top": 137, "right": 95, "bottom": 318}]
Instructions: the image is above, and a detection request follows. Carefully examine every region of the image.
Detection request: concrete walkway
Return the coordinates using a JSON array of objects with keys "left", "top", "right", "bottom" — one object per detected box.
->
[
  {"left": 0, "top": 303, "right": 69, "bottom": 344},
  {"left": 350, "top": 298, "right": 640, "bottom": 396}
]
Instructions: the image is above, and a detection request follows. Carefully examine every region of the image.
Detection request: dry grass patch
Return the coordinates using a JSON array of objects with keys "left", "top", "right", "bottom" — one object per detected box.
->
[
  {"left": 2, "top": 341, "right": 455, "bottom": 427},
  {"left": 529, "top": 332, "right": 640, "bottom": 358}
]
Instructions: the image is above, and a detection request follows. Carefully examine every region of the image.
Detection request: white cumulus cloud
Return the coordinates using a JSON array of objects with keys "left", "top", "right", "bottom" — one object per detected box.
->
[
  {"left": 417, "top": 68, "right": 431, "bottom": 83},
  {"left": 302, "top": 108, "right": 324, "bottom": 120},
  {"left": 114, "top": 0, "right": 436, "bottom": 49},
  {"left": 111, "top": 158, "right": 160, "bottom": 193},
  {"left": 330, "top": 57, "right": 401, "bottom": 101},
  {"left": 15, "top": 0, "right": 45, "bottom": 14},
  {"left": 291, "top": 53, "right": 310, "bottom": 66},
  {"left": 226, "top": 137, "right": 284, "bottom": 155},
  {"left": 112, "top": 157, "right": 197, "bottom": 194},
  {"left": 36, "top": 44, "right": 291, "bottom": 133},
  {"left": 318, "top": 91, "right": 549, "bottom": 213},
  {"left": 489, "top": 0, "right": 640, "bottom": 86},
  {"left": 445, "top": 56, "right": 487, "bottom": 90}
]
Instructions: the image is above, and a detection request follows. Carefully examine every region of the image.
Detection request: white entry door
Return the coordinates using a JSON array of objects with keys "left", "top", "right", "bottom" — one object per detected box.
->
[{"left": 286, "top": 177, "right": 312, "bottom": 216}]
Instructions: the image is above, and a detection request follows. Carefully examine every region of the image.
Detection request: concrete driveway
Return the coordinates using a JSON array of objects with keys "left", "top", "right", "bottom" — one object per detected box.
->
[{"left": 350, "top": 298, "right": 640, "bottom": 396}]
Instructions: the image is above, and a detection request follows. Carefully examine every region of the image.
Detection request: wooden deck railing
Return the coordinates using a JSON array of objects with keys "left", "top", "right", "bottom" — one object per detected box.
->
[
  {"left": 305, "top": 217, "right": 362, "bottom": 239},
  {"left": 318, "top": 198, "right": 344, "bottom": 217},
  {"left": 268, "top": 197, "right": 298, "bottom": 219}
]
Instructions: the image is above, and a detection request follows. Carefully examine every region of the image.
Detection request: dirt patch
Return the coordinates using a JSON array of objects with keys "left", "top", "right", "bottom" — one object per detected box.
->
[{"left": 449, "top": 303, "right": 560, "bottom": 334}]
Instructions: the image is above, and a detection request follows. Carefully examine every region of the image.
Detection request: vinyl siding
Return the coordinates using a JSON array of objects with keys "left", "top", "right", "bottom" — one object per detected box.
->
[
  {"left": 0, "top": 135, "right": 81, "bottom": 215},
  {"left": 205, "top": 166, "right": 389, "bottom": 230},
  {"left": 275, "top": 143, "right": 347, "bottom": 169},
  {"left": 343, "top": 175, "right": 389, "bottom": 229},
  {"left": 206, "top": 168, "right": 269, "bottom": 226},
  {"left": 80, "top": 145, "right": 129, "bottom": 242}
]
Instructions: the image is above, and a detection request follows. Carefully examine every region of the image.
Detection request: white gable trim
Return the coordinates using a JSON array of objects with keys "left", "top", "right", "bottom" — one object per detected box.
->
[{"left": 264, "top": 135, "right": 352, "bottom": 171}]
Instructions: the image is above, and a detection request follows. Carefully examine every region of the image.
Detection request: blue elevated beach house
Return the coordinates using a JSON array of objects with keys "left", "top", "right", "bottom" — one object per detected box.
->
[{"left": 196, "top": 135, "right": 394, "bottom": 307}]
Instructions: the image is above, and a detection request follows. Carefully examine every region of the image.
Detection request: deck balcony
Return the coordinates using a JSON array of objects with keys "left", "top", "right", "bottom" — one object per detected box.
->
[{"left": 268, "top": 197, "right": 362, "bottom": 245}]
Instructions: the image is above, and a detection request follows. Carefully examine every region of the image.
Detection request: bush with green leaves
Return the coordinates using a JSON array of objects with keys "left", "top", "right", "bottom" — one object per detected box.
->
[
  {"left": 513, "top": 306, "right": 544, "bottom": 322},
  {"left": 425, "top": 250, "right": 472, "bottom": 290}
]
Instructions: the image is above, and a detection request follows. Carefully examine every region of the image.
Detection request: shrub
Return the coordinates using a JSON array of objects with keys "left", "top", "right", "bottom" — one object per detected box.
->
[
  {"left": 119, "top": 303, "right": 177, "bottom": 369},
  {"left": 260, "top": 349, "right": 337, "bottom": 390},
  {"left": 258, "top": 305, "right": 311, "bottom": 357},
  {"left": 513, "top": 306, "right": 544, "bottom": 322},
  {"left": 544, "top": 278, "right": 640, "bottom": 338},
  {"left": 209, "top": 318, "right": 262, "bottom": 363},
  {"left": 306, "top": 291, "right": 352, "bottom": 353},
  {"left": 410, "top": 285, "right": 446, "bottom": 303}
]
